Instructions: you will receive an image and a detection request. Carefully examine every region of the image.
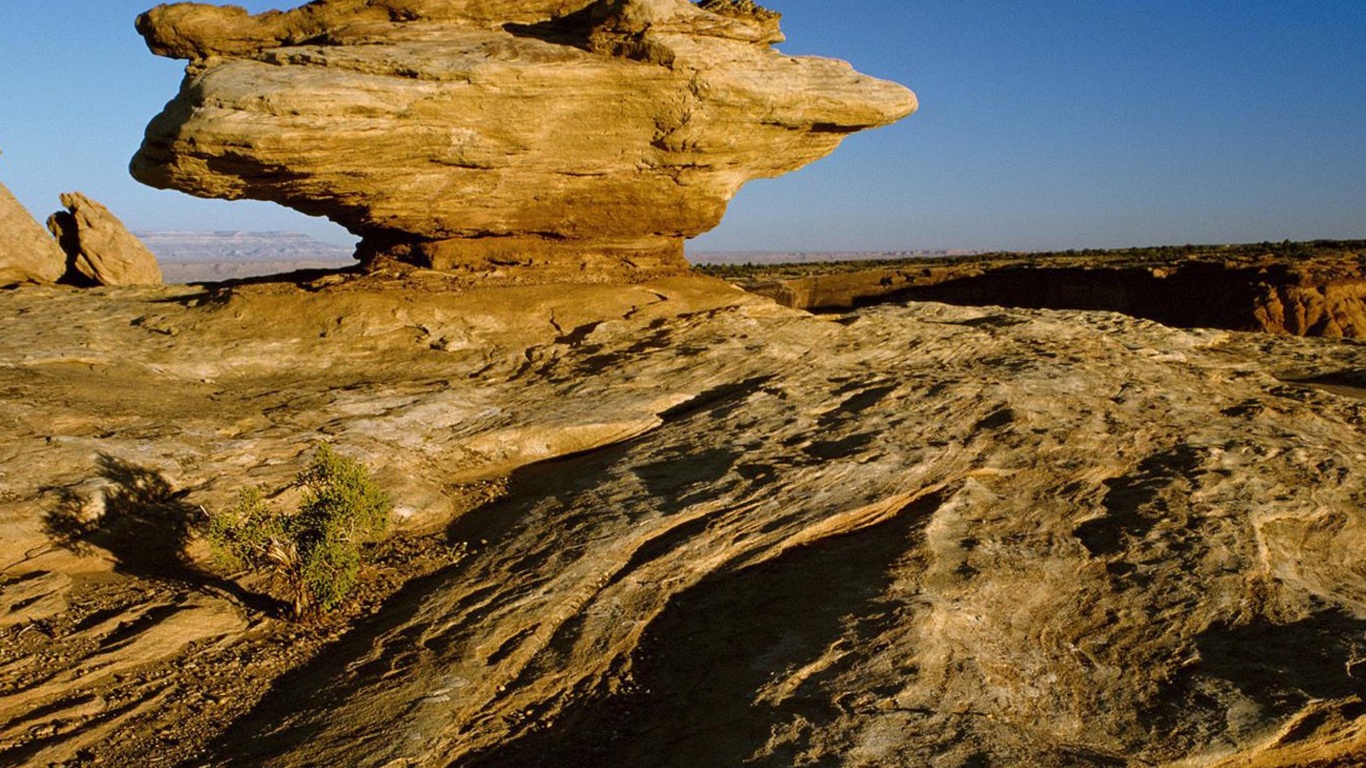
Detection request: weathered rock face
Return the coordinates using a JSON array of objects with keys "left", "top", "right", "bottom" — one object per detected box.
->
[
  {"left": 46, "top": 192, "right": 164, "bottom": 286},
  {"left": 3, "top": 274, "right": 1366, "bottom": 765},
  {"left": 731, "top": 247, "right": 1366, "bottom": 338},
  {"left": 131, "top": 0, "right": 916, "bottom": 273},
  {"left": 0, "top": 180, "right": 66, "bottom": 285}
]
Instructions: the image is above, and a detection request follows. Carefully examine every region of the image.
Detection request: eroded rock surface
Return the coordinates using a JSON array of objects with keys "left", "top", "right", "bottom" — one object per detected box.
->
[
  {"left": 47, "top": 192, "right": 164, "bottom": 286},
  {"left": 2, "top": 275, "right": 1366, "bottom": 766},
  {"left": 0, "top": 180, "right": 66, "bottom": 285},
  {"left": 730, "top": 245, "right": 1366, "bottom": 338},
  {"left": 131, "top": 0, "right": 916, "bottom": 274}
]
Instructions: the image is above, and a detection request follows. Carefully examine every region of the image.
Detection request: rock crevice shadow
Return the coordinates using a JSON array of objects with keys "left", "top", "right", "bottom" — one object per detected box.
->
[{"left": 469, "top": 491, "right": 944, "bottom": 768}]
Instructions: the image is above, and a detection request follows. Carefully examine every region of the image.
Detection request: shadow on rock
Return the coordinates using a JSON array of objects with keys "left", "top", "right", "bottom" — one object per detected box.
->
[
  {"left": 1194, "top": 611, "right": 1366, "bottom": 714},
  {"left": 1073, "top": 444, "right": 1205, "bottom": 557},
  {"left": 468, "top": 491, "right": 945, "bottom": 768},
  {"left": 188, "top": 435, "right": 656, "bottom": 767},
  {"left": 184, "top": 366, "right": 926, "bottom": 767},
  {"left": 192, "top": 384, "right": 780, "bottom": 767},
  {"left": 41, "top": 453, "right": 267, "bottom": 608}
]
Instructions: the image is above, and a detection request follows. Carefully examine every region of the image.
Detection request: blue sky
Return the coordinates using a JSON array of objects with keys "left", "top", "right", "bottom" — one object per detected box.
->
[{"left": 2, "top": 1, "right": 1364, "bottom": 252}]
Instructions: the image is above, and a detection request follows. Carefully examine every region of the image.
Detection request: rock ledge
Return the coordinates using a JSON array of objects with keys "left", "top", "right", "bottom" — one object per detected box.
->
[{"left": 131, "top": 0, "right": 916, "bottom": 275}]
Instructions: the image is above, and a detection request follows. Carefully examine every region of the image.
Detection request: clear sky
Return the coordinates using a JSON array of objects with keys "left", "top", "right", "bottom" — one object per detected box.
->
[{"left": 2, "top": 1, "right": 1364, "bottom": 253}]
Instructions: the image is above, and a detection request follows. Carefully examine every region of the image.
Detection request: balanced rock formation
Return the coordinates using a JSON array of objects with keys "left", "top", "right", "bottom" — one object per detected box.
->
[
  {"left": 0, "top": 180, "right": 66, "bottom": 285},
  {"left": 47, "top": 192, "right": 163, "bottom": 286},
  {"left": 131, "top": 0, "right": 916, "bottom": 275}
]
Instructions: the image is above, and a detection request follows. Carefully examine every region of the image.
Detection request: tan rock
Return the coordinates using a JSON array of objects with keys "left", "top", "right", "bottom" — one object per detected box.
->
[
  {"left": 0, "top": 570, "right": 70, "bottom": 628},
  {"left": 4, "top": 273, "right": 1366, "bottom": 765},
  {"left": 131, "top": 0, "right": 916, "bottom": 274},
  {"left": 726, "top": 246, "right": 1366, "bottom": 339},
  {"left": 0, "top": 180, "right": 66, "bottom": 285},
  {"left": 47, "top": 192, "right": 163, "bottom": 286}
]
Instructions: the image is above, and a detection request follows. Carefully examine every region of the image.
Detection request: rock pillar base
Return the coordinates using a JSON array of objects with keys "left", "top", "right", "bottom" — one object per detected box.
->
[{"left": 359, "top": 236, "right": 692, "bottom": 283}]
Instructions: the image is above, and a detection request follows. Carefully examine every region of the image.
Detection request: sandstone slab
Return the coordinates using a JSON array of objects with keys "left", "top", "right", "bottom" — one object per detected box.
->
[
  {"left": 2, "top": 274, "right": 1366, "bottom": 765},
  {"left": 0, "top": 180, "right": 66, "bottom": 285},
  {"left": 131, "top": 0, "right": 917, "bottom": 273},
  {"left": 47, "top": 192, "right": 163, "bottom": 286}
]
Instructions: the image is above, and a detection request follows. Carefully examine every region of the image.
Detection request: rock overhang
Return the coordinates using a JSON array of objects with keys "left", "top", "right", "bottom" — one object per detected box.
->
[{"left": 131, "top": 0, "right": 916, "bottom": 277}]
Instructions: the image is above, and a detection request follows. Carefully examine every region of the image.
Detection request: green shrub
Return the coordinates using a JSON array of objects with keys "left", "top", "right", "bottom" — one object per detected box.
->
[
  {"left": 205, "top": 444, "right": 392, "bottom": 618},
  {"left": 697, "top": 0, "right": 779, "bottom": 21}
]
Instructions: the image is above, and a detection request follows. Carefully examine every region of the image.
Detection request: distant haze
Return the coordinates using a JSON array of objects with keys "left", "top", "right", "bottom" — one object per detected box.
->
[
  {"left": 136, "top": 231, "right": 354, "bottom": 263},
  {"left": 688, "top": 249, "right": 988, "bottom": 266},
  {"left": 140, "top": 230, "right": 993, "bottom": 282},
  {"left": 137, "top": 231, "right": 355, "bottom": 283},
  {"left": 3, "top": 1, "right": 1365, "bottom": 252}
]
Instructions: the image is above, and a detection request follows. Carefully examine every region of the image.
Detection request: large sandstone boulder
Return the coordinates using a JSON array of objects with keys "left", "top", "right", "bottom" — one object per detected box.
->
[
  {"left": 0, "top": 180, "right": 66, "bottom": 285},
  {"left": 47, "top": 192, "right": 164, "bottom": 286},
  {"left": 131, "top": 0, "right": 916, "bottom": 274}
]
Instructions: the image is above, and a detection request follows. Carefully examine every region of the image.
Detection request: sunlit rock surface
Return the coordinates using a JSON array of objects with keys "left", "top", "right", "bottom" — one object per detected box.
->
[
  {"left": 47, "top": 192, "right": 164, "bottom": 286},
  {"left": 733, "top": 247, "right": 1366, "bottom": 339},
  {"left": 131, "top": 0, "right": 917, "bottom": 275},
  {"left": 2, "top": 274, "right": 1365, "bottom": 766},
  {"left": 0, "top": 180, "right": 65, "bottom": 285}
]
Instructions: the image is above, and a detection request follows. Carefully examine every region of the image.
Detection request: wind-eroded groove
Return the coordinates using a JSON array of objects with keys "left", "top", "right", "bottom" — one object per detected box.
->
[
  {"left": 0, "top": 595, "right": 242, "bottom": 740},
  {"left": 466, "top": 484, "right": 954, "bottom": 768},
  {"left": 0, "top": 685, "right": 175, "bottom": 767},
  {"left": 480, "top": 483, "right": 953, "bottom": 719},
  {"left": 656, "top": 375, "right": 777, "bottom": 424},
  {"left": 431, "top": 498, "right": 771, "bottom": 747}
]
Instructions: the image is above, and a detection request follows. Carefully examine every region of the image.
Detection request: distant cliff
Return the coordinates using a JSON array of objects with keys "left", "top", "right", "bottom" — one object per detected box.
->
[
  {"left": 713, "top": 240, "right": 1366, "bottom": 339},
  {"left": 134, "top": 231, "right": 355, "bottom": 263},
  {"left": 135, "top": 231, "right": 356, "bottom": 282}
]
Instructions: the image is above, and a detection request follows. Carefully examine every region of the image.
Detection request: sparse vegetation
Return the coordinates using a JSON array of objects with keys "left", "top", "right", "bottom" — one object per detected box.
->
[
  {"left": 696, "top": 0, "right": 780, "bottom": 22},
  {"left": 205, "top": 444, "right": 392, "bottom": 618},
  {"left": 694, "top": 238, "right": 1366, "bottom": 281}
]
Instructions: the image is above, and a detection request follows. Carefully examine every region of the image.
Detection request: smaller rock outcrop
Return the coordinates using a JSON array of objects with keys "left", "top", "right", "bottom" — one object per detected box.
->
[
  {"left": 47, "top": 192, "right": 163, "bottom": 286},
  {"left": 0, "top": 180, "right": 66, "bottom": 286},
  {"left": 722, "top": 242, "right": 1366, "bottom": 339}
]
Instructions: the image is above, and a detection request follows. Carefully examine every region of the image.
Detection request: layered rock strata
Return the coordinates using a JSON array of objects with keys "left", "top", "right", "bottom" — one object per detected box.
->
[
  {"left": 3, "top": 274, "right": 1366, "bottom": 765},
  {"left": 131, "top": 0, "right": 916, "bottom": 275},
  {"left": 734, "top": 249, "right": 1366, "bottom": 338},
  {"left": 47, "top": 192, "right": 164, "bottom": 286},
  {"left": 0, "top": 180, "right": 66, "bottom": 285}
]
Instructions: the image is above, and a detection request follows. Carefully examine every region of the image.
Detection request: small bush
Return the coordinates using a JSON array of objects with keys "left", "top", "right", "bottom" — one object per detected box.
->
[
  {"left": 697, "top": 0, "right": 779, "bottom": 21},
  {"left": 205, "top": 444, "right": 392, "bottom": 618}
]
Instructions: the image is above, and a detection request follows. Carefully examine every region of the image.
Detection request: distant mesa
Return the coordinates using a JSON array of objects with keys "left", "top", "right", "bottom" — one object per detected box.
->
[
  {"left": 131, "top": 0, "right": 917, "bottom": 279},
  {"left": 136, "top": 231, "right": 357, "bottom": 283}
]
